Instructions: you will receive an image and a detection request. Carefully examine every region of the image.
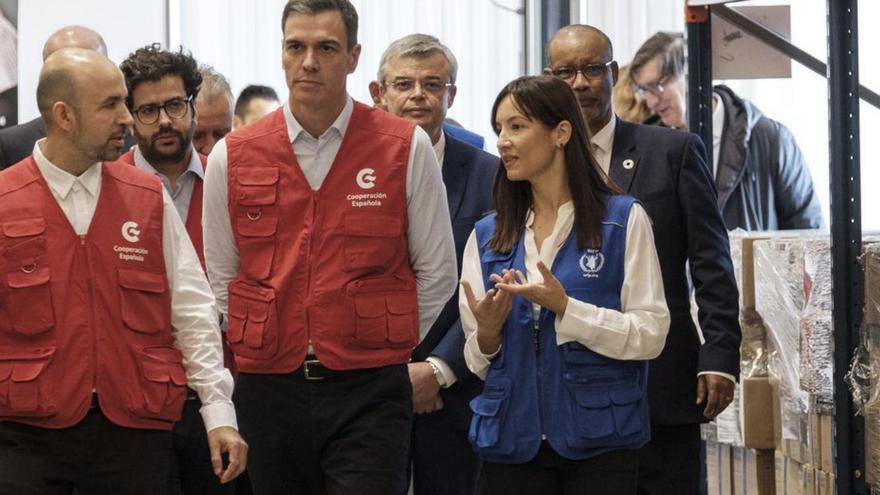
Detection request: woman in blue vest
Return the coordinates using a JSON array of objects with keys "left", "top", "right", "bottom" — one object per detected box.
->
[{"left": 459, "top": 75, "right": 670, "bottom": 494}]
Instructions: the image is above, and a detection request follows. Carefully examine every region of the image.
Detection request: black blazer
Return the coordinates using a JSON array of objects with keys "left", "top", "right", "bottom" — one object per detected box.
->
[
  {"left": 412, "top": 133, "right": 497, "bottom": 429},
  {"left": 609, "top": 118, "right": 741, "bottom": 425},
  {"left": 0, "top": 117, "right": 46, "bottom": 170}
]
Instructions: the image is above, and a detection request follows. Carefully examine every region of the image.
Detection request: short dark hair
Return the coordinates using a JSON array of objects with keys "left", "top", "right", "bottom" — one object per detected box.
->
[
  {"left": 234, "top": 85, "right": 280, "bottom": 119},
  {"left": 281, "top": 0, "right": 358, "bottom": 50},
  {"left": 630, "top": 32, "right": 685, "bottom": 81},
  {"left": 489, "top": 76, "right": 622, "bottom": 253},
  {"left": 119, "top": 43, "right": 202, "bottom": 109}
]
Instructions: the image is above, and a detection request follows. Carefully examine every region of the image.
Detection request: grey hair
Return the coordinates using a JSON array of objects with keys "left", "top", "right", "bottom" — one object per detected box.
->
[
  {"left": 377, "top": 33, "right": 458, "bottom": 85},
  {"left": 197, "top": 64, "right": 233, "bottom": 103}
]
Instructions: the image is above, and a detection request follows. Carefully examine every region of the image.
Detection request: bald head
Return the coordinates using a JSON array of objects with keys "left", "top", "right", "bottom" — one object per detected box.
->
[
  {"left": 42, "top": 26, "right": 107, "bottom": 61},
  {"left": 547, "top": 24, "right": 613, "bottom": 65},
  {"left": 37, "top": 48, "right": 120, "bottom": 122}
]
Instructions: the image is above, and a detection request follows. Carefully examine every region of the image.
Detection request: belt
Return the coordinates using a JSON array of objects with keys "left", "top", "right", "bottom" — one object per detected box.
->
[{"left": 301, "top": 358, "right": 334, "bottom": 381}]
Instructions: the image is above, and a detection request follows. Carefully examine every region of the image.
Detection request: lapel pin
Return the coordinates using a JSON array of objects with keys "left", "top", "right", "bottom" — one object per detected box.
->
[{"left": 622, "top": 159, "right": 635, "bottom": 170}]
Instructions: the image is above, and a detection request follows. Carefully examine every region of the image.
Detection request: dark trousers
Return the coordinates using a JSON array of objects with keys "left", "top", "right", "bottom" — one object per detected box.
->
[
  {"left": 637, "top": 423, "right": 701, "bottom": 495},
  {"left": 167, "top": 397, "right": 235, "bottom": 495},
  {"left": 234, "top": 364, "right": 413, "bottom": 495},
  {"left": 480, "top": 441, "right": 639, "bottom": 495},
  {"left": 0, "top": 408, "right": 171, "bottom": 495},
  {"left": 411, "top": 412, "right": 481, "bottom": 495}
]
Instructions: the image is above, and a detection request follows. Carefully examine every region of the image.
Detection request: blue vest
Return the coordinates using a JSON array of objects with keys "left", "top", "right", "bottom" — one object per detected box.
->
[{"left": 469, "top": 195, "right": 650, "bottom": 463}]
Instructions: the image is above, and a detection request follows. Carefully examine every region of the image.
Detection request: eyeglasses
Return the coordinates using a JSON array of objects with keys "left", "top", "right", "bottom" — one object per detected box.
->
[
  {"left": 131, "top": 95, "right": 193, "bottom": 125},
  {"left": 634, "top": 76, "right": 670, "bottom": 98},
  {"left": 384, "top": 78, "right": 453, "bottom": 95},
  {"left": 548, "top": 61, "right": 614, "bottom": 81}
]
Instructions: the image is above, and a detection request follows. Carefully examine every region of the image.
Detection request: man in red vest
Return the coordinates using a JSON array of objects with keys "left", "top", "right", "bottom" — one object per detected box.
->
[
  {"left": 0, "top": 48, "right": 247, "bottom": 494},
  {"left": 202, "top": 1, "right": 458, "bottom": 494},
  {"left": 117, "top": 44, "right": 236, "bottom": 495}
]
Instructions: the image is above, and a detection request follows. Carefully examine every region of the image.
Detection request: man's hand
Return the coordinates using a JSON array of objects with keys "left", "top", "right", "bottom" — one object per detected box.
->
[
  {"left": 696, "top": 374, "right": 736, "bottom": 419},
  {"left": 409, "top": 362, "right": 443, "bottom": 414},
  {"left": 493, "top": 262, "right": 568, "bottom": 316},
  {"left": 207, "top": 426, "right": 248, "bottom": 484}
]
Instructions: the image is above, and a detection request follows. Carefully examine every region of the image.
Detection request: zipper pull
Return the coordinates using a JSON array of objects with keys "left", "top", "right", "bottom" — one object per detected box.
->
[{"left": 533, "top": 316, "right": 540, "bottom": 354}]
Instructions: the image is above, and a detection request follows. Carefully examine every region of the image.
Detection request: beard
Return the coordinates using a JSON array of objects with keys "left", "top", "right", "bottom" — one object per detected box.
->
[
  {"left": 71, "top": 126, "right": 127, "bottom": 163},
  {"left": 138, "top": 123, "right": 194, "bottom": 165}
]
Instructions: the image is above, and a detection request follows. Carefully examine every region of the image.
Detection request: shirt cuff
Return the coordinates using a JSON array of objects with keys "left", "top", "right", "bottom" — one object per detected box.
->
[
  {"left": 200, "top": 400, "right": 238, "bottom": 433},
  {"left": 426, "top": 356, "right": 457, "bottom": 388},
  {"left": 697, "top": 371, "right": 737, "bottom": 384}
]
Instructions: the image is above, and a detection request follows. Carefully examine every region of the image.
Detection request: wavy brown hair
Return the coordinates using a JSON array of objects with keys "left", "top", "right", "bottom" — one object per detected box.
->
[{"left": 489, "top": 75, "right": 621, "bottom": 253}]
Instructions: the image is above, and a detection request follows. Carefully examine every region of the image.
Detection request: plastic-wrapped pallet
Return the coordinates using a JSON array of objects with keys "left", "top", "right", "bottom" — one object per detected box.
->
[
  {"left": 800, "top": 239, "right": 834, "bottom": 413},
  {"left": 860, "top": 244, "right": 880, "bottom": 488}
]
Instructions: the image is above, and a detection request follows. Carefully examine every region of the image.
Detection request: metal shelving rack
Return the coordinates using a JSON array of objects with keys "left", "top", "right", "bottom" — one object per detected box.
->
[{"left": 685, "top": 2, "right": 868, "bottom": 493}]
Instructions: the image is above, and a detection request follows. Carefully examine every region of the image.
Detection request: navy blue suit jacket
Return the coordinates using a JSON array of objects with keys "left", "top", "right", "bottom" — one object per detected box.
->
[
  {"left": 609, "top": 119, "right": 741, "bottom": 425},
  {"left": 412, "top": 133, "right": 497, "bottom": 430}
]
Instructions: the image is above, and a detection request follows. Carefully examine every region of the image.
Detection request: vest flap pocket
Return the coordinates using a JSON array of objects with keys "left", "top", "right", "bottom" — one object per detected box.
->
[
  {"left": 5, "top": 266, "right": 55, "bottom": 336},
  {"left": 471, "top": 396, "right": 503, "bottom": 417},
  {"left": 7, "top": 265, "right": 50, "bottom": 288},
  {"left": 4, "top": 236, "right": 47, "bottom": 261},
  {"left": 561, "top": 342, "right": 616, "bottom": 366},
  {"left": 118, "top": 268, "right": 166, "bottom": 294},
  {"left": 386, "top": 293, "right": 415, "bottom": 315},
  {"left": 2, "top": 218, "right": 46, "bottom": 238},
  {"left": 237, "top": 167, "right": 279, "bottom": 186},
  {"left": 225, "top": 281, "right": 279, "bottom": 359},
  {"left": 236, "top": 212, "right": 278, "bottom": 237},
  {"left": 0, "top": 346, "right": 57, "bottom": 417},
  {"left": 133, "top": 346, "right": 187, "bottom": 421},
  {"left": 344, "top": 213, "right": 401, "bottom": 238},
  {"left": 386, "top": 293, "right": 416, "bottom": 344},
  {"left": 573, "top": 389, "right": 611, "bottom": 409}
]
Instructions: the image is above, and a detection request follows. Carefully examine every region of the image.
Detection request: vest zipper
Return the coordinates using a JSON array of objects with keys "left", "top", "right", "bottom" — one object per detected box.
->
[
  {"left": 81, "top": 235, "right": 99, "bottom": 394},
  {"left": 532, "top": 310, "right": 540, "bottom": 354},
  {"left": 304, "top": 193, "right": 317, "bottom": 349}
]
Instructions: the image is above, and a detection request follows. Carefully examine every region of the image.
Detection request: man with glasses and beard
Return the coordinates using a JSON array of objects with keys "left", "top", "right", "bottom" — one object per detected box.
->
[{"left": 118, "top": 44, "right": 236, "bottom": 495}]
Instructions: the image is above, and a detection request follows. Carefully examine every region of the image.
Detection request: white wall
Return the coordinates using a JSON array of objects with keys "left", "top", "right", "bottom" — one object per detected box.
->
[
  {"left": 16, "top": 0, "right": 167, "bottom": 121},
  {"left": 178, "top": 0, "right": 524, "bottom": 147}
]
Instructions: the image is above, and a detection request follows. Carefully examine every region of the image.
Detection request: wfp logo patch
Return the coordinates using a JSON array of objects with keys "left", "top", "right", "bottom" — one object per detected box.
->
[{"left": 579, "top": 250, "right": 604, "bottom": 278}]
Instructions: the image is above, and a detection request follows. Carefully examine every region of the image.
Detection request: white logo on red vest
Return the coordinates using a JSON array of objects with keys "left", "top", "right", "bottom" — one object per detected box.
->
[
  {"left": 579, "top": 250, "right": 604, "bottom": 278},
  {"left": 121, "top": 221, "right": 141, "bottom": 243},
  {"left": 356, "top": 168, "right": 377, "bottom": 189}
]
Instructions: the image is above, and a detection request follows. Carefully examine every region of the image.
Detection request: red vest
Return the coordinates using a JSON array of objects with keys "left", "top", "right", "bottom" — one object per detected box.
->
[
  {"left": 118, "top": 149, "right": 206, "bottom": 267},
  {"left": 0, "top": 158, "right": 186, "bottom": 430},
  {"left": 225, "top": 103, "right": 419, "bottom": 372}
]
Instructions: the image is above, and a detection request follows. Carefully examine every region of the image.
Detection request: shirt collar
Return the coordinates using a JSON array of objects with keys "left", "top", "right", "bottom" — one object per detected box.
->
[
  {"left": 525, "top": 201, "right": 575, "bottom": 228},
  {"left": 433, "top": 130, "right": 446, "bottom": 165},
  {"left": 283, "top": 96, "right": 354, "bottom": 143},
  {"left": 591, "top": 114, "right": 616, "bottom": 155},
  {"left": 32, "top": 138, "right": 102, "bottom": 199},
  {"left": 132, "top": 144, "right": 204, "bottom": 181}
]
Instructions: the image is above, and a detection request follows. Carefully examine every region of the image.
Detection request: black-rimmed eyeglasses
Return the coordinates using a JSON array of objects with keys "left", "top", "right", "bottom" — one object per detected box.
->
[
  {"left": 384, "top": 78, "right": 453, "bottom": 95},
  {"left": 131, "top": 95, "right": 194, "bottom": 125},
  {"left": 548, "top": 61, "right": 614, "bottom": 81}
]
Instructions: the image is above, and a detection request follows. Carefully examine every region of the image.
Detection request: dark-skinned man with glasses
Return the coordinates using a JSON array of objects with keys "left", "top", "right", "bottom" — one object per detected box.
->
[
  {"left": 117, "top": 44, "right": 238, "bottom": 495},
  {"left": 545, "top": 25, "right": 741, "bottom": 495}
]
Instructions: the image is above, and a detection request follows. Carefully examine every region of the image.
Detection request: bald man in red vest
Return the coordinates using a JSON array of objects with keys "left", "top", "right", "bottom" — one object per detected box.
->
[{"left": 0, "top": 48, "right": 246, "bottom": 494}]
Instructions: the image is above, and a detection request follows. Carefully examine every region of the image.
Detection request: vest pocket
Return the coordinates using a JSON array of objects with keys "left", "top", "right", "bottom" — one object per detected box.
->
[
  {"left": 118, "top": 268, "right": 169, "bottom": 335},
  {"left": 226, "top": 281, "right": 279, "bottom": 359},
  {"left": 5, "top": 264, "right": 55, "bottom": 335},
  {"left": 343, "top": 213, "right": 402, "bottom": 272},
  {"left": 235, "top": 212, "right": 278, "bottom": 281},
  {"left": 0, "top": 346, "right": 57, "bottom": 418},
  {"left": 130, "top": 345, "right": 187, "bottom": 423},
  {"left": 350, "top": 285, "right": 418, "bottom": 349},
  {"left": 236, "top": 167, "right": 279, "bottom": 206},
  {"left": 568, "top": 383, "right": 644, "bottom": 444},
  {"left": 468, "top": 379, "right": 514, "bottom": 455}
]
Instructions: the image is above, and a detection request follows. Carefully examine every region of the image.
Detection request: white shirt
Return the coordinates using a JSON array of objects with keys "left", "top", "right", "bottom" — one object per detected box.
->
[
  {"left": 132, "top": 145, "right": 204, "bottom": 221},
  {"left": 32, "top": 140, "right": 236, "bottom": 432},
  {"left": 432, "top": 130, "right": 446, "bottom": 167},
  {"left": 712, "top": 93, "right": 725, "bottom": 179},
  {"left": 460, "top": 201, "right": 671, "bottom": 379},
  {"left": 591, "top": 115, "right": 617, "bottom": 175},
  {"left": 203, "top": 96, "right": 458, "bottom": 342}
]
